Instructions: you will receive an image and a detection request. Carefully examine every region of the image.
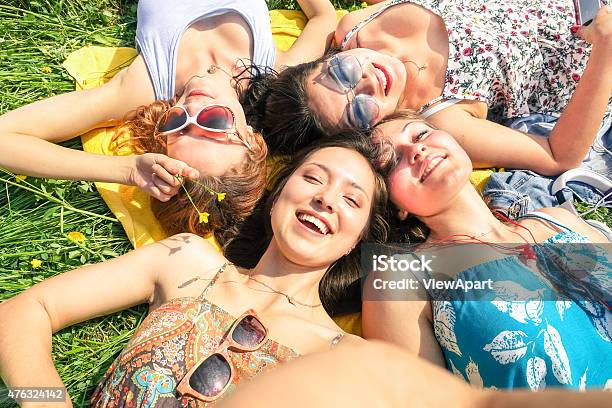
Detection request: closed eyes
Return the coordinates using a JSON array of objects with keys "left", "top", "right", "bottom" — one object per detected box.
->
[
  {"left": 414, "top": 129, "right": 430, "bottom": 142},
  {"left": 304, "top": 174, "right": 322, "bottom": 184},
  {"left": 344, "top": 196, "right": 360, "bottom": 207}
]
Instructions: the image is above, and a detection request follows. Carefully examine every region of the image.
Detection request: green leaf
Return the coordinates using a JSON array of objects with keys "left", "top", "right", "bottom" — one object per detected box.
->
[
  {"left": 91, "top": 33, "right": 119, "bottom": 47},
  {"left": 43, "top": 207, "right": 58, "bottom": 220}
]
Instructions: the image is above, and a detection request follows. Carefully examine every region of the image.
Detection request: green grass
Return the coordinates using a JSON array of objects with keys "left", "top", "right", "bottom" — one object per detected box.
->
[
  {"left": 0, "top": 2, "right": 141, "bottom": 405},
  {"left": 0, "top": 1, "right": 359, "bottom": 406},
  {"left": 0, "top": 0, "right": 610, "bottom": 406}
]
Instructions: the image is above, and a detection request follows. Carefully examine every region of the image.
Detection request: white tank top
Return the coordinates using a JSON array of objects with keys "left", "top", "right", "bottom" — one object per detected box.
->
[{"left": 136, "top": 0, "right": 276, "bottom": 100}]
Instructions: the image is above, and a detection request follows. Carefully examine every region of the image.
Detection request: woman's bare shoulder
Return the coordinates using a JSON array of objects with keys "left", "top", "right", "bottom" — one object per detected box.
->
[{"left": 153, "top": 233, "right": 226, "bottom": 265}]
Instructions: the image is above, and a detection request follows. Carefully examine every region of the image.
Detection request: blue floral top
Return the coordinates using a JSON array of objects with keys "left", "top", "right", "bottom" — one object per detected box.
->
[{"left": 432, "top": 214, "right": 612, "bottom": 390}]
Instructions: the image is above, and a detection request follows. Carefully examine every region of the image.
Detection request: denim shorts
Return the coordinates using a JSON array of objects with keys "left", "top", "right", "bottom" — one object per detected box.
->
[{"left": 483, "top": 114, "right": 611, "bottom": 218}]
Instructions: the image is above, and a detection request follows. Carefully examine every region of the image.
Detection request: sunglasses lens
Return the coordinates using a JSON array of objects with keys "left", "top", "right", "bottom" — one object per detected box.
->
[
  {"left": 158, "top": 107, "right": 187, "bottom": 133},
  {"left": 197, "top": 106, "right": 234, "bottom": 131},
  {"left": 330, "top": 55, "right": 362, "bottom": 89},
  {"left": 232, "top": 315, "right": 266, "bottom": 349},
  {"left": 352, "top": 94, "right": 379, "bottom": 129},
  {"left": 189, "top": 353, "right": 232, "bottom": 397}
]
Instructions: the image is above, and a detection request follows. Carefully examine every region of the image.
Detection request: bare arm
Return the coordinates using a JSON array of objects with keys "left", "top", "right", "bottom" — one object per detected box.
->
[
  {"left": 0, "top": 55, "right": 199, "bottom": 200},
  {"left": 275, "top": 0, "right": 336, "bottom": 68},
  {"left": 0, "top": 56, "right": 154, "bottom": 183},
  {"left": 220, "top": 341, "right": 477, "bottom": 408},
  {"left": 429, "top": 10, "right": 612, "bottom": 176},
  {"left": 362, "top": 297, "right": 445, "bottom": 366},
  {"left": 219, "top": 340, "right": 612, "bottom": 408},
  {"left": 537, "top": 207, "right": 611, "bottom": 243},
  {"left": 0, "top": 234, "right": 213, "bottom": 406}
]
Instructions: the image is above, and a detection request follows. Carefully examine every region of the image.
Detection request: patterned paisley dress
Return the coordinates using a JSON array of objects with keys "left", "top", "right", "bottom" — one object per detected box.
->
[{"left": 91, "top": 265, "right": 298, "bottom": 407}]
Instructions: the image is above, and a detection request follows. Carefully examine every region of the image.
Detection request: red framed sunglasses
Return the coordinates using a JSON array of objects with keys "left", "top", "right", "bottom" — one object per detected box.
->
[
  {"left": 156, "top": 104, "right": 252, "bottom": 151},
  {"left": 176, "top": 309, "right": 268, "bottom": 402}
]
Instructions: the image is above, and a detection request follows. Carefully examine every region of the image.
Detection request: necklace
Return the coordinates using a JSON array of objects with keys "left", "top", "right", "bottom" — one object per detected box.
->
[
  {"left": 206, "top": 64, "right": 234, "bottom": 77},
  {"left": 247, "top": 270, "right": 323, "bottom": 309},
  {"left": 178, "top": 265, "right": 323, "bottom": 308},
  {"left": 429, "top": 227, "right": 494, "bottom": 244},
  {"left": 400, "top": 58, "right": 428, "bottom": 74}
]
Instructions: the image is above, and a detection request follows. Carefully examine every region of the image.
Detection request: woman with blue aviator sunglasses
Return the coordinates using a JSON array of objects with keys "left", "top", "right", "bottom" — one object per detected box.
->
[{"left": 251, "top": 1, "right": 612, "bottom": 178}]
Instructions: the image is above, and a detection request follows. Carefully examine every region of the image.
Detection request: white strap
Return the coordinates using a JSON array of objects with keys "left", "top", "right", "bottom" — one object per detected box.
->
[
  {"left": 521, "top": 211, "right": 573, "bottom": 232},
  {"left": 419, "top": 98, "right": 461, "bottom": 119},
  {"left": 340, "top": 0, "right": 410, "bottom": 50}
]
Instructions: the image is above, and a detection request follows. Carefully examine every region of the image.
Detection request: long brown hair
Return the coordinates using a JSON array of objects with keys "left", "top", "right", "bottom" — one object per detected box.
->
[
  {"left": 371, "top": 109, "right": 432, "bottom": 244},
  {"left": 224, "top": 131, "right": 390, "bottom": 316},
  {"left": 112, "top": 99, "right": 268, "bottom": 246},
  {"left": 242, "top": 48, "right": 341, "bottom": 155}
]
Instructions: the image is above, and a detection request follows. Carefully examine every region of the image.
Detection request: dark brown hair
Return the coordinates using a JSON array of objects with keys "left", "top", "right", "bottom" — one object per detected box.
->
[
  {"left": 242, "top": 48, "right": 341, "bottom": 155},
  {"left": 112, "top": 99, "right": 268, "bottom": 246},
  {"left": 224, "top": 131, "right": 390, "bottom": 316}
]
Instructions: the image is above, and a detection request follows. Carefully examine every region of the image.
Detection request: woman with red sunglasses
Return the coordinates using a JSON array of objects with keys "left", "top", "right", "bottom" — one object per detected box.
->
[
  {"left": 0, "top": 134, "right": 390, "bottom": 407},
  {"left": 0, "top": 0, "right": 336, "bottom": 239}
]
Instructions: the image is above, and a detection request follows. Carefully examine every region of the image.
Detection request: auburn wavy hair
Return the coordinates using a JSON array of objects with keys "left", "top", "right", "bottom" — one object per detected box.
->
[{"left": 111, "top": 98, "right": 268, "bottom": 246}]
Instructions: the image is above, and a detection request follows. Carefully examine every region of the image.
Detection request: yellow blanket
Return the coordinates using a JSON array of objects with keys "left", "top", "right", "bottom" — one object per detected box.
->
[{"left": 63, "top": 10, "right": 495, "bottom": 336}]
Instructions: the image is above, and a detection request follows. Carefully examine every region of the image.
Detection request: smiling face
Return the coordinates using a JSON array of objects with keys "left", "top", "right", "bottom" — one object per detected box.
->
[
  {"left": 164, "top": 75, "right": 253, "bottom": 177},
  {"left": 305, "top": 49, "right": 407, "bottom": 131},
  {"left": 379, "top": 120, "right": 472, "bottom": 217},
  {"left": 270, "top": 147, "right": 376, "bottom": 268}
]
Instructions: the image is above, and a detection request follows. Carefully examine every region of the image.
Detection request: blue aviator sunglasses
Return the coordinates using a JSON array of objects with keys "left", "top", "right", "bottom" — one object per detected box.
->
[{"left": 327, "top": 54, "right": 382, "bottom": 129}]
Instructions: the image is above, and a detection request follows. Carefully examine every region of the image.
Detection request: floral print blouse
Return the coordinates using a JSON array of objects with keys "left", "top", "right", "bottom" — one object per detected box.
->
[
  {"left": 342, "top": 0, "right": 611, "bottom": 121},
  {"left": 432, "top": 214, "right": 612, "bottom": 390}
]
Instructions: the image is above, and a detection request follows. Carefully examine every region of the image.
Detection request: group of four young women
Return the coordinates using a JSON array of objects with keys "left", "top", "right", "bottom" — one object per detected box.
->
[{"left": 0, "top": 0, "right": 611, "bottom": 406}]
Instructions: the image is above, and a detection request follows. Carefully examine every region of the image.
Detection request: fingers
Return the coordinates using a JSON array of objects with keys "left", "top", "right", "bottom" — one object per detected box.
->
[
  {"left": 181, "top": 167, "right": 200, "bottom": 180},
  {"left": 153, "top": 155, "right": 200, "bottom": 181},
  {"left": 151, "top": 163, "right": 180, "bottom": 187},
  {"left": 149, "top": 174, "right": 180, "bottom": 202},
  {"left": 575, "top": 24, "right": 589, "bottom": 41},
  {"left": 576, "top": 5, "right": 612, "bottom": 43},
  {"left": 136, "top": 153, "right": 202, "bottom": 201}
]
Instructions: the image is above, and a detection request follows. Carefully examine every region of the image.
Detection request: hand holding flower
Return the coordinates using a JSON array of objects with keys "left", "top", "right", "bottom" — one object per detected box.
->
[{"left": 127, "top": 153, "right": 200, "bottom": 202}]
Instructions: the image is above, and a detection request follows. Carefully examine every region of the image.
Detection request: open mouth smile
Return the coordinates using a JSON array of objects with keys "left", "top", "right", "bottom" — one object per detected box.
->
[
  {"left": 419, "top": 155, "right": 447, "bottom": 183},
  {"left": 296, "top": 211, "right": 332, "bottom": 235},
  {"left": 372, "top": 63, "right": 391, "bottom": 96}
]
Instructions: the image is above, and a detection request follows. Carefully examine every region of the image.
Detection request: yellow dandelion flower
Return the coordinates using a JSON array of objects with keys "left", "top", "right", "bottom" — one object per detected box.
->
[
  {"left": 217, "top": 193, "right": 226, "bottom": 202},
  {"left": 31, "top": 259, "right": 42, "bottom": 269},
  {"left": 41, "top": 66, "right": 52, "bottom": 74},
  {"left": 67, "top": 231, "right": 86, "bottom": 243},
  {"left": 198, "top": 212, "right": 210, "bottom": 224},
  {"left": 361, "top": 2, "right": 368, "bottom": 8},
  {"left": 15, "top": 175, "right": 27, "bottom": 182}
]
